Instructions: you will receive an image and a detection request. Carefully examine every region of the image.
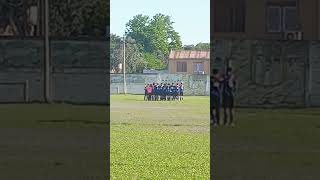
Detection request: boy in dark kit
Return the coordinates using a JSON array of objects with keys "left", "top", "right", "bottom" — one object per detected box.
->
[
  {"left": 222, "top": 67, "right": 237, "bottom": 127},
  {"left": 164, "top": 83, "right": 168, "bottom": 101},
  {"left": 211, "top": 69, "right": 223, "bottom": 126},
  {"left": 172, "top": 83, "right": 177, "bottom": 100},
  {"left": 170, "top": 83, "right": 175, "bottom": 101},
  {"left": 176, "top": 83, "right": 180, "bottom": 101},
  {"left": 165, "top": 84, "right": 170, "bottom": 101},
  {"left": 159, "top": 83, "right": 164, "bottom": 101},
  {"left": 151, "top": 83, "right": 156, "bottom": 101},
  {"left": 154, "top": 83, "right": 159, "bottom": 101},
  {"left": 144, "top": 84, "right": 148, "bottom": 101},
  {"left": 179, "top": 82, "right": 184, "bottom": 101}
]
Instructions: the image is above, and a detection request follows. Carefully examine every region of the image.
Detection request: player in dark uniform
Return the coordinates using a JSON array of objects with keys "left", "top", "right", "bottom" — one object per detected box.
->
[
  {"left": 151, "top": 83, "right": 156, "bottom": 101},
  {"left": 222, "top": 67, "right": 237, "bottom": 127},
  {"left": 180, "top": 82, "right": 184, "bottom": 101},
  {"left": 170, "top": 83, "right": 175, "bottom": 101},
  {"left": 172, "top": 83, "right": 177, "bottom": 100},
  {"left": 176, "top": 83, "right": 180, "bottom": 101},
  {"left": 144, "top": 84, "right": 148, "bottom": 101},
  {"left": 211, "top": 69, "right": 223, "bottom": 126},
  {"left": 154, "top": 83, "right": 159, "bottom": 101},
  {"left": 164, "top": 83, "right": 169, "bottom": 101},
  {"left": 159, "top": 83, "right": 163, "bottom": 101}
]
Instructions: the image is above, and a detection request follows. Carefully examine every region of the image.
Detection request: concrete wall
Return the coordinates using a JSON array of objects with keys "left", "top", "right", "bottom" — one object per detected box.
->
[
  {"left": 110, "top": 74, "right": 210, "bottom": 96},
  {"left": 213, "top": 39, "right": 310, "bottom": 107},
  {"left": 0, "top": 38, "right": 108, "bottom": 104},
  {"left": 308, "top": 41, "right": 320, "bottom": 106}
]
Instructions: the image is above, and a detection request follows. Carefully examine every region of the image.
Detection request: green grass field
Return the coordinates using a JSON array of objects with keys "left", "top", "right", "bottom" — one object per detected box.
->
[
  {"left": 1, "top": 98, "right": 320, "bottom": 179},
  {"left": 214, "top": 108, "right": 320, "bottom": 180},
  {"left": 110, "top": 95, "right": 210, "bottom": 179},
  {"left": 0, "top": 104, "right": 107, "bottom": 179}
]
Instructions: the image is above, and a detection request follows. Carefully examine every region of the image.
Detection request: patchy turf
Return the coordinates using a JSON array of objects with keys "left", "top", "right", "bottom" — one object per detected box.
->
[
  {"left": 0, "top": 103, "right": 107, "bottom": 179},
  {"left": 110, "top": 95, "right": 210, "bottom": 179},
  {"left": 213, "top": 108, "right": 320, "bottom": 180}
]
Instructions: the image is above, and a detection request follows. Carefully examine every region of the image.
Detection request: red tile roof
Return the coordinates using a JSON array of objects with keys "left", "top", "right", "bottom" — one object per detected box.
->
[{"left": 169, "top": 50, "right": 210, "bottom": 60}]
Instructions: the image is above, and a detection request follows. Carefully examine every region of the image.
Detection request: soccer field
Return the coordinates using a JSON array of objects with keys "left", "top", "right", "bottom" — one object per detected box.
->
[
  {"left": 0, "top": 104, "right": 107, "bottom": 179},
  {"left": 1, "top": 101, "right": 319, "bottom": 179},
  {"left": 110, "top": 95, "right": 210, "bottom": 179},
  {"left": 214, "top": 108, "right": 320, "bottom": 180}
]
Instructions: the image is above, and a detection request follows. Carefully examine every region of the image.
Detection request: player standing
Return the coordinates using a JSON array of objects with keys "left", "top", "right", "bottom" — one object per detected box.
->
[
  {"left": 180, "top": 82, "right": 184, "bottom": 101},
  {"left": 144, "top": 84, "right": 148, "bottom": 101},
  {"left": 222, "top": 67, "right": 237, "bottom": 127},
  {"left": 211, "top": 69, "right": 223, "bottom": 127}
]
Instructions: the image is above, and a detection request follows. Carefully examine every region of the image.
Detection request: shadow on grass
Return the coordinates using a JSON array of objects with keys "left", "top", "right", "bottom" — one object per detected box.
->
[{"left": 37, "top": 119, "right": 107, "bottom": 125}]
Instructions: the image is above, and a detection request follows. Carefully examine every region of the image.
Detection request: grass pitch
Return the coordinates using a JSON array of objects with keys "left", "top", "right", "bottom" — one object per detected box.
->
[
  {"left": 110, "top": 95, "right": 210, "bottom": 179},
  {"left": 214, "top": 108, "right": 320, "bottom": 180},
  {"left": 0, "top": 104, "right": 107, "bottom": 179}
]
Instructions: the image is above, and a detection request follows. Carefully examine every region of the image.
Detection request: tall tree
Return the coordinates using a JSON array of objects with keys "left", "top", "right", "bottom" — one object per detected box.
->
[
  {"left": 110, "top": 34, "right": 145, "bottom": 73},
  {"left": 125, "top": 13, "right": 182, "bottom": 69},
  {"left": 49, "top": 0, "right": 107, "bottom": 37},
  {"left": 110, "top": 34, "right": 122, "bottom": 72}
]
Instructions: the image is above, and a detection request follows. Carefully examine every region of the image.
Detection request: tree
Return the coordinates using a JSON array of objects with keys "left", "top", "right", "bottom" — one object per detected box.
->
[
  {"left": 110, "top": 34, "right": 145, "bottom": 73},
  {"left": 194, "top": 42, "right": 210, "bottom": 51},
  {"left": 110, "top": 34, "right": 122, "bottom": 72},
  {"left": 183, "top": 43, "right": 210, "bottom": 51},
  {"left": 123, "top": 36, "right": 145, "bottom": 73},
  {"left": 49, "top": 0, "right": 107, "bottom": 37},
  {"left": 125, "top": 14, "right": 150, "bottom": 50},
  {"left": 125, "top": 13, "right": 182, "bottom": 69},
  {"left": 183, "top": 45, "right": 195, "bottom": 50},
  {"left": 144, "top": 53, "right": 165, "bottom": 70}
]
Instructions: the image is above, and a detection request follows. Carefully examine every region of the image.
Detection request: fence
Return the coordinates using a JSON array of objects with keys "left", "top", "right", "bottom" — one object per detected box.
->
[
  {"left": 213, "top": 39, "right": 320, "bottom": 107},
  {"left": 0, "top": 38, "right": 108, "bottom": 104},
  {"left": 2, "top": 38, "right": 320, "bottom": 106},
  {"left": 110, "top": 73, "right": 210, "bottom": 96}
]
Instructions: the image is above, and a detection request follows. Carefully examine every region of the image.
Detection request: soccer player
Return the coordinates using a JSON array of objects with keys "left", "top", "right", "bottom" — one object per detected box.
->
[
  {"left": 170, "top": 83, "right": 175, "bottom": 101},
  {"left": 167, "top": 83, "right": 171, "bottom": 101},
  {"left": 211, "top": 69, "right": 223, "bottom": 126},
  {"left": 176, "top": 83, "right": 180, "bottom": 101},
  {"left": 146, "top": 84, "right": 153, "bottom": 101},
  {"left": 154, "top": 83, "right": 159, "bottom": 101},
  {"left": 144, "top": 84, "right": 148, "bottom": 101},
  {"left": 179, "top": 82, "right": 184, "bottom": 101},
  {"left": 222, "top": 67, "right": 237, "bottom": 127},
  {"left": 159, "top": 83, "right": 164, "bottom": 101},
  {"left": 151, "top": 82, "right": 156, "bottom": 101}
]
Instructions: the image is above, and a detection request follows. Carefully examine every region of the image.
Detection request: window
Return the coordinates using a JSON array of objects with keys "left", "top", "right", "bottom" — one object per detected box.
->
[
  {"left": 267, "top": 6, "right": 282, "bottom": 32},
  {"left": 177, "top": 62, "right": 187, "bottom": 72},
  {"left": 283, "top": 7, "right": 299, "bottom": 31},
  {"left": 213, "top": 0, "right": 245, "bottom": 32},
  {"left": 193, "top": 62, "right": 204, "bottom": 74},
  {"left": 267, "top": 4, "right": 299, "bottom": 32}
]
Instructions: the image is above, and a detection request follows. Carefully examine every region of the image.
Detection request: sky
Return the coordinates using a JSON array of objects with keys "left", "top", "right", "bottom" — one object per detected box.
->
[{"left": 110, "top": 0, "right": 210, "bottom": 45}]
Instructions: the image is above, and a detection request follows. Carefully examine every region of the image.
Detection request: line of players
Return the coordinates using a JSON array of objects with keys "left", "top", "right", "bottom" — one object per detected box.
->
[{"left": 144, "top": 82, "right": 184, "bottom": 101}]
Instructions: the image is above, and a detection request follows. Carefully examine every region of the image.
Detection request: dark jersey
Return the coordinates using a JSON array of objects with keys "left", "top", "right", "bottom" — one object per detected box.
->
[
  {"left": 211, "top": 75, "right": 222, "bottom": 97},
  {"left": 180, "top": 85, "right": 184, "bottom": 92},
  {"left": 222, "top": 74, "right": 236, "bottom": 97},
  {"left": 172, "top": 86, "right": 177, "bottom": 94}
]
